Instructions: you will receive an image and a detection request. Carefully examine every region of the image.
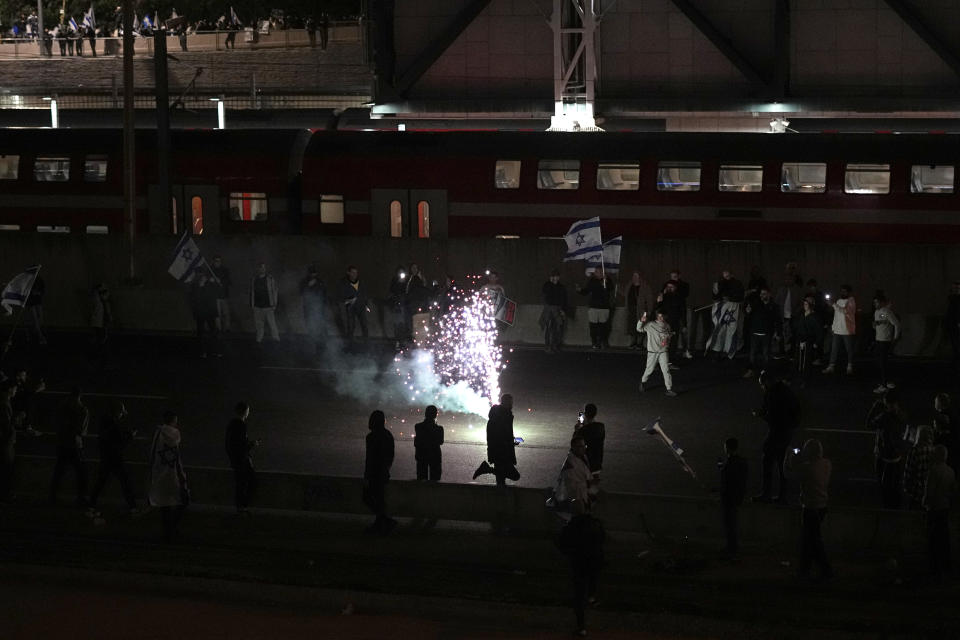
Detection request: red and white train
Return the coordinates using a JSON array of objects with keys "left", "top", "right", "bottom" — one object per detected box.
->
[{"left": 0, "top": 128, "right": 956, "bottom": 243}]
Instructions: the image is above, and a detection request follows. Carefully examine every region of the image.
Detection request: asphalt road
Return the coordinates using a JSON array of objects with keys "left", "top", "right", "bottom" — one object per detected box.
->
[{"left": 5, "top": 332, "right": 953, "bottom": 507}]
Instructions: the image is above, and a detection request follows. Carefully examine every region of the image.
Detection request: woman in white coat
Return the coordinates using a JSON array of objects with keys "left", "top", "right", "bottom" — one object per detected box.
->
[{"left": 148, "top": 411, "right": 189, "bottom": 543}]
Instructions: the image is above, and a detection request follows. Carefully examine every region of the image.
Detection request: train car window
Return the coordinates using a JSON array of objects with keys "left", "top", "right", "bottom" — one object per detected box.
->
[
  {"left": 417, "top": 201, "right": 430, "bottom": 238},
  {"left": 0, "top": 224, "right": 20, "bottom": 231},
  {"left": 37, "top": 225, "right": 70, "bottom": 233},
  {"left": 0, "top": 155, "right": 19, "bottom": 179},
  {"left": 495, "top": 160, "right": 521, "bottom": 189},
  {"left": 229, "top": 192, "right": 268, "bottom": 221},
  {"left": 320, "top": 195, "right": 345, "bottom": 223},
  {"left": 911, "top": 165, "right": 954, "bottom": 194},
  {"left": 781, "top": 162, "right": 826, "bottom": 193},
  {"left": 597, "top": 163, "right": 640, "bottom": 191},
  {"left": 34, "top": 157, "right": 70, "bottom": 182},
  {"left": 719, "top": 164, "right": 763, "bottom": 192},
  {"left": 83, "top": 155, "right": 108, "bottom": 182},
  {"left": 192, "top": 197, "right": 204, "bottom": 235},
  {"left": 390, "top": 200, "right": 403, "bottom": 237},
  {"left": 85, "top": 225, "right": 109, "bottom": 234},
  {"left": 844, "top": 163, "right": 890, "bottom": 194},
  {"left": 538, "top": 160, "right": 579, "bottom": 190},
  {"left": 656, "top": 162, "right": 700, "bottom": 191}
]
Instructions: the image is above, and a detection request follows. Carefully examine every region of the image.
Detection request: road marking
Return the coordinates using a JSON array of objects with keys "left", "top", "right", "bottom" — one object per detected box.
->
[
  {"left": 46, "top": 391, "right": 167, "bottom": 400},
  {"left": 805, "top": 428, "right": 873, "bottom": 434},
  {"left": 32, "top": 432, "right": 148, "bottom": 441}
]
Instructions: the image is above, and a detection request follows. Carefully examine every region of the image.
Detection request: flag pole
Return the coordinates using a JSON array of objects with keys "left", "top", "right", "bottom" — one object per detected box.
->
[
  {"left": 597, "top": 225, "right": 606, "bottom": 289},
  {"left": 1, "top": 265, "right": 41, "bottom": 364}
]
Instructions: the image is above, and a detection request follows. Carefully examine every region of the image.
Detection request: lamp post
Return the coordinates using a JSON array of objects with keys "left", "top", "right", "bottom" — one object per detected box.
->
[
  {"left": 42, "top": 95, "right": 58, "bottom": 128},
  {"left": 36, "top": 0, "right": 45, "bottom": 56}
]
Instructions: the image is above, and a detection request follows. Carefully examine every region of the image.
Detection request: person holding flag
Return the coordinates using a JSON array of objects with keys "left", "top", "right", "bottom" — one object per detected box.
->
[
  {"left": 1, "top": 265, "right": 42, "bottom": 360},
  {"left": 83, "top": 5, "right": 97, "bottom": 56},
  {"left": 587, "top": 236, "right": 622, "bottom": 347},
  {"left": 225, "top": 7, "right": 240, "bottom": 49}
]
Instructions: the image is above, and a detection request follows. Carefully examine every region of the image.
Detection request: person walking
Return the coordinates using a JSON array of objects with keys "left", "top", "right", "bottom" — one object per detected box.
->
[
  {"left": 540, "top": 269, "right": 567, "bottom": 353},
  {"left": 363, "top": 410, "right": 396, "bottom": 533},
  {"left": 868, "top": 389, "right": 908, "bottom": 509},
  {"left": 574, "top": 404, "right": 605, "bottom": 480},
  {"left": 0, "top": 382, "right": 16, "bottom": 503},
  {"left": 88, "top": 401, "right": 138, "bottom": 514},
  {"left": 300, "top": 265, "right": 327, "bottom": 356},
  {"left": 49, "top": 387, "right": 90, "bottom": 509},
  {"left": 148, "top": 411, "right": 189, "bottom": 543},
  {"left": 923, "top": 444, "right": 956, "bottom": 579},
  {"left": 822, "top": 285, "right": 857, "bottom": 375},
  {"left": 250, "top": 263, "right": 280, "bottom": 343},
  {"left": 558, "top": 505, "right": 604, "bottom": 637},
  {"left": 871, "top": 291, "right": 901, "bottom": 394},
  {"left": 719, "top": 437, "right": 748, "bottom": 557},
  {"left": 637, "top": 310, "right": 677, "bottom": 396},
  {"left": 752, "top": 371, "right": 800, "bottom": 503},
  {"left": 414, "top": 405, "right": 444, "bottom": 482},
  {"left": 211, "top": 256, "right": 233, "bottom": 332},
  {"left": 190, "top": 270, "right": 222, "bottom": 358},
  {"left": 226, "top": 402, "right": 259, "bottom": 514},
  {"left": 789, "top": 439, "right": 833, "bottom": 580},
  {"left": 473, "top": 394, "right": 521, "bottom": 486}
]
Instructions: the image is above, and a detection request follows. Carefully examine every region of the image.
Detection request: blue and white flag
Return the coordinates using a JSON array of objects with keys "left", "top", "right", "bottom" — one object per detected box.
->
[
  {"left": 167, "top": 233, "right": 209, "bottom": 283},
  {"left": 142, "top": 13, "right": 153, "bottom": 30},
  {"left": 1, "top": 265, "right": 40, "bottom": 315},
  {"left": 68, "top": 17, "right": 79, "bottom": 32},
  {"left": 587, "top": 236, "right": 622, "bottom": 274},
  {"left": 229, "top": 6, "right": 240, "bottom": 25},
  {"left": 83, "top": 6, "right": 95, "bottom": 29},
  {"left": 562, "top": 216, "right": 603, "bottom": 263}
]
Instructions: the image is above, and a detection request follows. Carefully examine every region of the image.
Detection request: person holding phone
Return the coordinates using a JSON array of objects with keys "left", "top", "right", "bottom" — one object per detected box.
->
[
  {"left": 573, "top": 404, "right": 605, "bottom": 480},
  {"left": 473, "top": 394, "right": 520, "bottom": 486},
  {"left": 752, "top": 371, "right": 800, "bottom": 503},
  {"left": 787, "top": 439, "right": 833, "bottom": 580}
]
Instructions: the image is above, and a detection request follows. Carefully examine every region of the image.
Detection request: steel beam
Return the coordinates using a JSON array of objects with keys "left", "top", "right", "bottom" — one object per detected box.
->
[
  {"left": 772, "top": 0, "right": 790, "bottom": 100},
  {"left": 882, "top": 0, "right": 960, "bottom": 81},
  {"left": 395, "top": 0, "right": 493, "bottom": 97},
  {"left": 668, "top": 0, "right": 766, "bottom": 87}
]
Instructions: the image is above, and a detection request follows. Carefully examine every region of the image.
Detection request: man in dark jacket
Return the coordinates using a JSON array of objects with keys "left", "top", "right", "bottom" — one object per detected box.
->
[
  {"left": 414, "top": 405, "right": 444, "bottom": 481},
  {"left": 578, "top": 269, "right": 610, "bottom": 350},
  {"left": 473, "top": 394, "right": 520, "bottom": 486},
  {"left": 211, "top": 255, "right": 232, "bottom": 332},
  {"left": 49, "top": 387, "right": 90, "bottom": 508},
  {"left": 225, "top": 402, "right": 259, "bottom": 514},
  {"left": 744, "top": 287, "right": 778, "bottom": 378},
  {"left": 574, "top": 403, "right": 605, "bottom": 478},
  {"left": 191, "top": 270, "right": 222, "bottom": 358},
  {"left": 541, "top": 269, "right": 567, "bottom": 353},
  {"left": 657, "top": 281, "right": 686, "bottom": 362},
  {"left": 89, "top": 401, "right": 137, "bottom": 512},
  {"left": 719, "top": 437, "right": 749, "bottom": 556},
  {"left": 752, "top": 372, "right": 799, "bottom": 503},
  {"left": 339, "top": 265, "right": 369, "bottom": 342},
  {"left": 364, "top": 410, "right": 396, "bottom": 533},
  {"left": 300, "top": 265, "right": 327, "bottom": 355}
]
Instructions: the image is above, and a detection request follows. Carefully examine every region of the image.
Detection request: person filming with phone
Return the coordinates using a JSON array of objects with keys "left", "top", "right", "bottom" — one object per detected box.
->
[
  {"left": 751, "top": 371, "right": 800, "bottom": 504},
  {"left": 573, "top": 404, "right": 605, "bottom": 482}
]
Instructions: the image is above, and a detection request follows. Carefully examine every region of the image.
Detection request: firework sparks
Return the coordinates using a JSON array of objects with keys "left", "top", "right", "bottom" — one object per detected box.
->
[{"left": 394, "top": 283, "right": 504, "bottom": 417}]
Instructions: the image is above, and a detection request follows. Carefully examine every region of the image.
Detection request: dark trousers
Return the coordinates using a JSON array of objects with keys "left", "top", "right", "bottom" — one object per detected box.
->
[
  {"left": 876, "top": 340, "right": 891, "bottom": 385},
  {"left": 542, "top": 306, "right": 564, "bottom": 350},
  {"left": 89, "top": 36, "right": 96, "bottom": 56},
  {"left": 570, "top": 557, "right": 598, "bottom": 631},
  {"left": 50, "top": 446, "right": 87, "bottom": 505},
  {"left": 797, "top": 342, "right": 815, "bottom": 383},
  {"left": 363, "top": 480, "right": 388, "bottom": 522},
  {"left": 749, "top": 333, "right": 770, "bottom": 370},
  {"left": 76, "top": 37, "right": 83, "bottom": 55},
  {"left": 89, "top": 456, "right": 135, "bottom": 509},
  {"left": 493, "top": 462, "right": 520, "bottom": 487},
  {"left": 759, "top": 435, "right": 789, "bottom": 499},
  {"left": 799, "top": 507, "right": 831, "bottom": 577},
  {"left": 161, "top": 504, "right": 186, "bottom": 542},
  {"left": 416, "top": 455, "right": 441, "bottom": 482},
  {"left": 722, "top": 502, "right": 740, "bottom": 554},
  {"left": 927, "top": 509, "right": 951, "bottom": 576},
  {"left": 0, "top": 454, "right": 13, "bottom": 500},
  {"left": 195, "top": 314, "right": 220, "bottom": 355},
  {"left": 232, "top": 459, "right": 257, "bottom": 510},
  {"left": 225, "top": 32, "right": 236, "bottom": 48},
  {"left": 877, "top": 459, "right": 902, "bottom": 509},
  {"left": 344, "top": 306, "right": 369, "bottom": 340}
]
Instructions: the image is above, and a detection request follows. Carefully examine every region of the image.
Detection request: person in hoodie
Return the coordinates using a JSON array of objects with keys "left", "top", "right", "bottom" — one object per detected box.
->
[
  {"left": 637, "top": 309, "right": 677, "bottom": 397},
  {"left": 363, "top": 409, "right": 396, "bottom": 533},
  {"left": 872, "top": 291, "right": 901, "bottom": 394},
  {"left": 823, "top": 284, "right": 857, "bottom": 375},
  {"left": 148, "top": 411, "right": 188, "bottom": 543},
  {"left": 787, "top": 439, "right": 833, "bottom": 580}
]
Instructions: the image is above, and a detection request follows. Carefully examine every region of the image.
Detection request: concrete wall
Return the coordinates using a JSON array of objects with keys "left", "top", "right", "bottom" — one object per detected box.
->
[
  {"left": 17, "top": 454, "right": 933, "bottom": 554},
  {"left": 0, "top": 234, "right": 955, "bottom": 355}
]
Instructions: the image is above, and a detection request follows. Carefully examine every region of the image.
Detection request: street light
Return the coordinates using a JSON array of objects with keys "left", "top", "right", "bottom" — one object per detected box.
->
[
  {"left": 42, "top": 95, "right": 58, "bottom": 128},
  {"left": 209, "top": 96, "right": 225, "bottom": 129}
]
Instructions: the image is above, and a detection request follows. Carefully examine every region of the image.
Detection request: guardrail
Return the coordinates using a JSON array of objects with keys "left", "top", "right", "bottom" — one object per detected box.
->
[{"left": 0, "top": 23, "right": 362, "bottom": 58}]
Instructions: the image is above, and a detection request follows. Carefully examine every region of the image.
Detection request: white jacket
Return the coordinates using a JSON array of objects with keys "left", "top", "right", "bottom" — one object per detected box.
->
[{"left": 148, "top": 424, "right": 187, "bottom": 507}]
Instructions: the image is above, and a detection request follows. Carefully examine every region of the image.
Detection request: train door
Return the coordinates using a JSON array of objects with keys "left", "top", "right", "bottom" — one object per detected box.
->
[
  {"left": 370, "top": 188, "right": 447, "bottom": 238},
  {"left": 148, "top": 184, "right": 220, "bottom": 235}
]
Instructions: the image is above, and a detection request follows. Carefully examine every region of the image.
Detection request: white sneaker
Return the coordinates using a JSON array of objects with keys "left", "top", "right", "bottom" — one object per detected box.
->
[
  {"left": 684, "top": 351, "right": 693, "bottom": 359},
  {"left": 822, "top": 365, "right": 835, "bottom": 374},
  {"left": 846, "top": 365, "right": 854, "bottom": 375},
  {"left": 886, "top": 382, "right": 896, "bottom": 389},
  {"left": 873, "top": 384, "right": 887, "bottom": 394}
]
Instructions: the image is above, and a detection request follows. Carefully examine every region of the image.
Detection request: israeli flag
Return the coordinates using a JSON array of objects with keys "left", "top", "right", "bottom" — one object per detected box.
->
[
  {"left": 587, "top": 236, "right": 622, "bottom": 274},
  {"left": 229, "top": 6, "right": 240, "bottom": 25},
  {"left": 83, "top": 6, "right": 95, "bottom": 29},
  {"left": 68, "top": 17, "right": 79, "bottom": 32},
  {"left": 1, "top": 265, "right": 40, "bottom": 315},
  {"left": 167, "top": 233, "right": 209, "bottom": 283},
  {"left": 142, "top": 13, "right": 153, "bottom": 30},
  {"left": 562, "top": 216, "right": 603, "bottom": 263}
]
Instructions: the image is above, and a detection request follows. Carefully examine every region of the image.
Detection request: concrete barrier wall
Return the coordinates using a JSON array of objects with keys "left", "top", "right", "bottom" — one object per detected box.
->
[
  {"left": 0, "top": 234, "right": 956, "bottom": 356},
  {"left": 17, "top": 455, "right": 933, "bottom": 553}
]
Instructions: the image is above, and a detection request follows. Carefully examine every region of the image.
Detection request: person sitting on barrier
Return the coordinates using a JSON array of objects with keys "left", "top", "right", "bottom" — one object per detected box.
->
[
  {"left": 473, "top": 394, "right": 520, "bottom": 486},
  {"left": 363, "top": 410, "right": 396, "bottom": 534}
]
